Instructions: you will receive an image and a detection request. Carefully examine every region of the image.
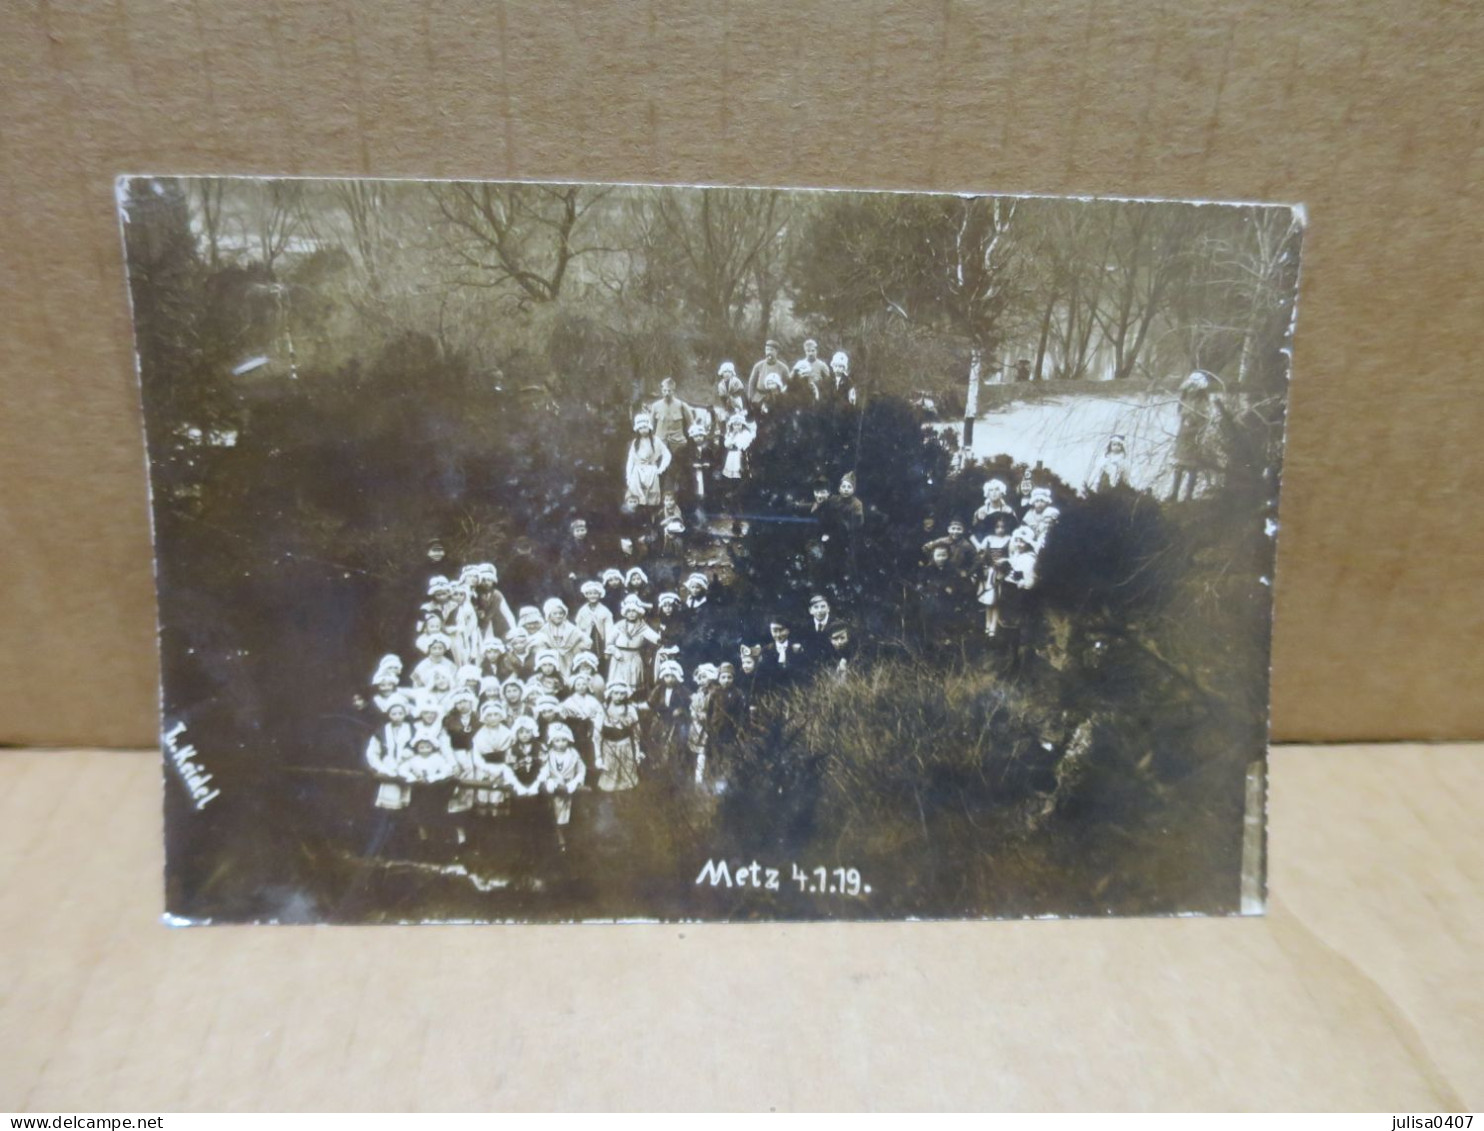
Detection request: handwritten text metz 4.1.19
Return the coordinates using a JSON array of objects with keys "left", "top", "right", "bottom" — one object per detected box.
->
[{"left": 696, "top": 859, "right": 871, "bottom": 896}]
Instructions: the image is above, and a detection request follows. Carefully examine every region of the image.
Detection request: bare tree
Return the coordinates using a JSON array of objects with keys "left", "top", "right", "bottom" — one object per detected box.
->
[
  {"left": 1092, "top": 202, "right": 1198, "bottom": 380},
  {"left": 940, "top": 196, "right": 1024, "bottom": 354},
  {"left": 1228, "top": 208, "right": 1303, "bottom": 389},
  {"left": 791, "top": 193, "right": 1029, "bottom": 363},
  {"left": 428, "top": 182, "right": 612, "bottom": 306},
  {"left": 328, "top": 180, "right": 388, "bottom": 299},
  {"left": 1018, "top": 198, "right": 1117, "bottom": 380},
  {"left": 1156, "top": 206, "right": 1302, "bottom": 391},
  {"left": 194, "top": 180, "right": 227, "bottom": 269},
  {"left": 636, "top": 187, "right": 792, "bottom": 342},
  {"left": 244, "top": 181, "right": 306, "bottom": 277}
]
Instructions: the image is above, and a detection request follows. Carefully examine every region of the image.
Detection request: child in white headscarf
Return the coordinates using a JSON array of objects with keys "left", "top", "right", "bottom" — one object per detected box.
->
[
  {"left": 409, "top": 692, "right": 453, "bottom": 757},
  {"left": 971, "top": 479, "right": 1016, "bottom": 551},
  {"left": 606, "top": 594, "right": 660, "bottom": 697},
  {"left": 445, "top": 581, "right": 483, "bottom": 666},
  {"left": 596, "top": 682, "right": 643, "bottom": 792},
  {"left": 1008, "top": 525, "right": 1039, "bottom": 577},
  {"left": 975, "top": 511, "right": 1017, "bottom": 638},
  {"left": 1022, "top": 487, "right": 1056, "bottom": 547},
  {"left": 537, "top": 722, "right": 586, "bottom": 850},
  {"left": 574, "top": 579, "right": 615, "bottom": 654},
  {"left": 365, "top": 695, "right": 415, "bottom": 811},
  {"left": 477, "top": 637, "right": 508, "bottom": 681},
  {"left": 503, "top": 627, "right": 535, "bottom": 681},
  {"left": 393, "top": 701, "right": 457, "bottom": 856},
  {"left": 425, "top": 667, "right": 455, "bottom": 709},
  {"left": 559, "top": 668, "right": 605, "bottom": 771},
  {"left": 370, "top": 663, "right": 406, "bottom": 716},
  {"left": 472, "top": 700, "right": 514, "bottom": 766},
  {"left": 715, "top": 361, "right": 744, "bottom": 418},
  {"left": 625, "top": 411, "right": 671, "bottom": 515},
  {"left": 1088, "top": 434, "right": 1131, "bottom": 492},
  {"left": 530, "top": 596, "right": 592, "bottom": 678},
  {"left": 455, "top": 664, "right": 482, "bottom": 699},
  {"left": 600, "top": 568, "right": 627, "bottom": 618},
  {"left": 647, "top": 658, "right": 691, "bottom": 771},
  {"left": 688, "top": 663, "right": 719, "bottom": 786},
  {"left": 500, "top": 675, "right": 527, "bottom": 720},
  {"left": 509, "top": 715, "right": 542, "bottom": 772},
  {"left": 410, "top": 633, "right": 457, "bottom": 690},
  {"left": 464, "top": 701, "right": 531, "bottom": 822},
  {"left": 720, "top": 408, "right": 757, "bottom": 536},
  {"left": 528, "top": 649, "right": 568, "bottom": 700}
]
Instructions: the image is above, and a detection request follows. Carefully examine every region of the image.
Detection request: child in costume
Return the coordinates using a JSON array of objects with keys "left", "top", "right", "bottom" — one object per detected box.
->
[
  {"left": 605, "top": 594, "right": 660, "bottom": 699},
  {"left": 558, "top": 668, "right": 605, "bottom": 775},
  {"left": 574, "top": 580, "right": 615, "bottom": 654},
  {"left": 509, "top": 715, "right": 542, "bottom": 770},
  {"left": 502, "top": 627, "right": 536, "bottom": 682},
  {"left": 596, "top": 682, "right": 643, "bottom": 792},
  {"left": 1088, "top": 434, "right": 1131, "bottom": 492},
  {"left": 530, "top": 597, "right": 592, "bottom": 678},
  {"left": 976, "top": 511, "right": 1016, "bottom": 638},
  {"left": 971, "top": 479, "right": 1016, "bottom": 552},
  {"left": 370, "top": 663, "right": 406, "bottom": 715},
  {"left": 400, "top": 721, "right": 457, "bottom": 857},
  {"left": 600, "top": 568, "right": 627, "bottom": 618},
  {"left": 365, "top": 696, "right": 415, "bottom": 812},
  {"left": 477, "top": 637, "right": 508, "bottom": 681},
  {"left": 500, "top": 675, "right": 527, "bottom": 719},
  {"left": 646, "top": 658, "right": 692, "bottom": 772},
  {"left": 687, "top": 663, "right": 718, "bottom": 786},
  {"left": 410, "top": 633, "right": 457, "bottom": 690},
  {"left": 1022, "top": 487, "right": 1056, "bottom": 547},
  {"left": 657, "top": 491, "right": 686, "bottom": 556},
  {"left": 719, "top": 408, "right": 757, "bottom": 536},
  {"left": 471, "top": 700, "right": 514, "bottom": 767},
  {"left": 529, "top": 649, "right": 568, "bottom": 700},
  {"left": 537, "top": 722, "right": 586, "bottom": 851}
]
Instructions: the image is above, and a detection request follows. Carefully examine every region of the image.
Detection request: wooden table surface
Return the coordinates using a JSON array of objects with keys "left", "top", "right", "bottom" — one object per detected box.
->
[{"left": 1, "top": 745, "right": 1479, "bottom": 1112}]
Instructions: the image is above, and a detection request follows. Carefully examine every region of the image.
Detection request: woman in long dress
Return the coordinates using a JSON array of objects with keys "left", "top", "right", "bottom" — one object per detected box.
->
[
  {"left": 596, "top": 682, "right": 644, "bottom": 792},
  {"left": 624, "top": 411, "right": 672, "bottom": 525},
  {"left": 605, "top": 593, "right": 660, "bottom": 699}
]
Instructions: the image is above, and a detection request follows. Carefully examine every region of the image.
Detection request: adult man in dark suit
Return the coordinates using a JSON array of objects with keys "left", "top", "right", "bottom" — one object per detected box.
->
[
  {"left": 801, "top": 593, "right": 834, "bottom": 671},
  {"left": 757, "top": 616, "right": 805, "bottom": 692}
]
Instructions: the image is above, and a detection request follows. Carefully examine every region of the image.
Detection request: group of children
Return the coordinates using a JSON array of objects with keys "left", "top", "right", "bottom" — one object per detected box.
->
[
  {"left": 916, "top": 472, "right": 1059, "bottom": 647},
  {"left": 362, "top": 556, "right": 789, "bottom": 860},
  {"left": 361, "top": 475, "right": 1063, "bottom": 866}
]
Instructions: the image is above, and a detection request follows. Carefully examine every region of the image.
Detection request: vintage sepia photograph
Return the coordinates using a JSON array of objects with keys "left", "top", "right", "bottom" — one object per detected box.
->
[{"left": 120, "top": 177, "right": 1300, "bottom": 924}]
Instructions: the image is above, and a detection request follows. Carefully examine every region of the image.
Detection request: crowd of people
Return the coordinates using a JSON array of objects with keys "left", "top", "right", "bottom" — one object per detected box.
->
[
  {"left": 621, "top": 338, "right": 857, "bottom": 540},
  {"left": 354, "top": 336, "right": 1147, "bottom": 868},
  {"left": 359, "top": 554, "right": 870, "bottom": 860},
  {"left": 915, "top": 473, "right": 1058, "bottom": 650},
  {"left": 355, "top": 338, "right": 870, "bottom": 863}
]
